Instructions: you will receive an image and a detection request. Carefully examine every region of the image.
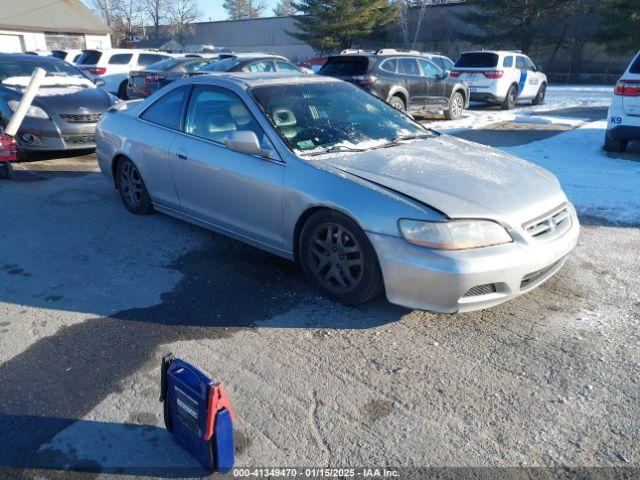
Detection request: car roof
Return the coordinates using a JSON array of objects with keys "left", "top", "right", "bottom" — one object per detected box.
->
[
  {"left": 462, "top": 50, "right": 527, "bottom": 56},
  {"left": 186, "top": 72, "right": 341, "bottom": 88},
  {"left": 0, "top": 53, "right": 60, "bottom": 62}
]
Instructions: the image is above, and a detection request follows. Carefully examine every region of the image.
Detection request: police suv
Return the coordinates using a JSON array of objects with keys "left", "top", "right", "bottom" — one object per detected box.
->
[
  {"left": 604, "top": 50, "right": 640, "bottom": 153},
  {"left": 451, "top": 51, "right": 547, "bottom": 109}
]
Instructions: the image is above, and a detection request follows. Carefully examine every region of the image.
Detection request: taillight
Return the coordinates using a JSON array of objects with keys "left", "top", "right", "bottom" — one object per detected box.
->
[
  {"left": 450, "top": 70, "right": 462, "bottom": 78},
  {"left": 482, "top": 70, "right": 503, "bottom": 78},
  {"left": 352, "top": 75, "right": 377, "bottom": 85},
  {"left": 84, "top": 67, "right": 106, "bottom": 76},
  {"left": 614, "top": 79, "right": 640, "bottom": 97}
]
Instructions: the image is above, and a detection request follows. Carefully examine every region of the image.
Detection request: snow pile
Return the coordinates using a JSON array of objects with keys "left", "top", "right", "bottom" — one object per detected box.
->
[{"left": 505, "top": 120, "right": 640, "bottom": 225}]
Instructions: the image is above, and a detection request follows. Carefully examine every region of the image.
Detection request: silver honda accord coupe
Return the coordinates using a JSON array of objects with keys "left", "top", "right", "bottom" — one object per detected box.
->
[{"left": 95, "top": 73, "right": 579, "bottom": 313}]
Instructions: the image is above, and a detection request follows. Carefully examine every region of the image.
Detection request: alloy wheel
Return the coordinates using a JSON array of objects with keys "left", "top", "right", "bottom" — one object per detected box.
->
[
  {"left": 451, "top": 93, "right": 464, "bottom": 118},
  {"left": 307, "top": 223, "right": 364, "bottom": 293},
  {"left": 119, "top": 161, "right": 143, "bottom": 209}
]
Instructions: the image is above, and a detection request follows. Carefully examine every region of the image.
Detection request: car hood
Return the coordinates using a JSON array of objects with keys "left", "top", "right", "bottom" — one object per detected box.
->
[
  {"left": 316, "top": 134, "right": 568, "bottom": 227},
  {"left": 0, "top": 84, "right": 113, "bottom": 114}
]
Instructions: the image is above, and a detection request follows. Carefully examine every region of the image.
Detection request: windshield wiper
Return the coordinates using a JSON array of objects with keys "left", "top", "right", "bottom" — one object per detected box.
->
[{"left": 300, "top": 144, "right": 368, "bottom": 157}]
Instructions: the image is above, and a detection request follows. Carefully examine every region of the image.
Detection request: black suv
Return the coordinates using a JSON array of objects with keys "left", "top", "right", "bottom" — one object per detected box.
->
[{"left": 319, "top": 49, "right": 469, "bottom": 120}]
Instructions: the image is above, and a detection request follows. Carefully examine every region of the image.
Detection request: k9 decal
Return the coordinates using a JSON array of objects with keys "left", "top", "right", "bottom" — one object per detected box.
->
[
  {"left": 529, "top": 78, "right": 539, "bottom": 85},
  {"left": 611, "top": 116, "right": 622, "bottom": 125}
]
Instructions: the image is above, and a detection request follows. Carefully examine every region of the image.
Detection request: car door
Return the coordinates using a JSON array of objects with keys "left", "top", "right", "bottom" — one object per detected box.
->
[
  {"left": 397, "top": 58, "right": 426, "bottom": 111},
  {"left": 418, "top": 58, "right": 446, "bottom": 108},
  {"left": 515, "top": 55, "right": 538, "bottom": 99},
  {"left": 169, "top": 85, "right": 285, "bottom": 249},
  {"left": 134, "top": 85, "right": 191, "bottom": 209},
  {"left": 522, "top": 56, "right": 542, "bottom": 98}
]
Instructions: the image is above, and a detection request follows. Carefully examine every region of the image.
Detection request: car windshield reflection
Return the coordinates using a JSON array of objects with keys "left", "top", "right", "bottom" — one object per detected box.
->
[{"left": 250, "top": 82, "right": 432, "bottom": 156}]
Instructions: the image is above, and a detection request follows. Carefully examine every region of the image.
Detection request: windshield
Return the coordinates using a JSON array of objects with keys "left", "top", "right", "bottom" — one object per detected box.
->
[
  {"left": 199, "top": 58, "right": 242, "bottom": 72},
  {"left": 251, "top": 82, "right": 430, "bottom": 155},
  {"left": 0, "top": 59, "right": 90, "bottom": 86},
  {"left": 455, "top": 53, "right": 499, "bottom": 68}
]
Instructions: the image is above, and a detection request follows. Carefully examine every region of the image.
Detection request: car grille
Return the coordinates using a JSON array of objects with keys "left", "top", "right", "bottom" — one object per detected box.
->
[
  {"left": 520, "top": 257, "right": 566, "bottom": 290},
  {"left": 463, "top": 283, "right": 497, "bottom": 297},
  {"left": 62, "top": 134, "right": 96, "bottom": 145},
  {"left": 60, "top": 113, "right": 102, "bottom": 123},
  {"left": 522, "top": 204, "right": 571, "bottom": 240}
]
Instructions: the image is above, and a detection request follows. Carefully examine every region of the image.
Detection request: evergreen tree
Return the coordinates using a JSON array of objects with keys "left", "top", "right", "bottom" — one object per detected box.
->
[
  {"left": 455, "top": 0, "right": 566, "bottom": 54},
  {"left": 598, "top": 0, "right": 640, "bottom": 53},
  {"left": 274, "top": 0, "right": 298, "bottom": 16},
  {"left": 291, "top": 0, "right": 395, "bottom": 54},
  {"left": 223, "top": 0, "right": 266, "bottom": 20}
]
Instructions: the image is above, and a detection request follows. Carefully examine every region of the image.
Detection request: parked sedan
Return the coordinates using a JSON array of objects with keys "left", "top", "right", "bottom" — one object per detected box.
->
[
  {"left": 127, "top": 57, "right": 221, "bottom": 99},
  {"left": 0, "top": 54, "right": 117, "bottom": 155},
  {"left": 194, "top": 54, "right": 305, "bottom": 75},
  {"left": 96, "top": 74, "right": 579, "bottom": 313}
]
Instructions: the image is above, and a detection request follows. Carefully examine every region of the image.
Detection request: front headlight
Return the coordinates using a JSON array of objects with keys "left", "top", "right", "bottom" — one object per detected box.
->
[
  {"left": 7, "top": 100, "right": 49, "bottom": 119},
  {"left": 398, "top": 219, "right": 512, "bottom": 250}
]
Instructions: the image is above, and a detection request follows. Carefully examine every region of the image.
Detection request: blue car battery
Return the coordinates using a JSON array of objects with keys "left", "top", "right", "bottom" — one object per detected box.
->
[{"left": 160, "top": 353, "right": 236, "bottom": 473}]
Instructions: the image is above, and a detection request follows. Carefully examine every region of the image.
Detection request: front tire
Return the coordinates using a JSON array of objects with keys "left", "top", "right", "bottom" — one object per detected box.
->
[
  {"left": 116, "top": 158, "right": 153, "bottom": 214},
  {"left": 299, "top": 211, "right": 383, "bottom": 305},
  {"left": 444, "top": 91, "right": 464, "bottom": 120},
  {"left": 603, "top": 132, "right": 628, "bottom": 153},
  {"left": 532, "top": 83, "right": 546, "bottom": 105},
  {"left": 501, "top": 85, "right": 517, "bottom": 110},
  {"left": 389, "top": 95, "right": 406, "bottom": 112}
]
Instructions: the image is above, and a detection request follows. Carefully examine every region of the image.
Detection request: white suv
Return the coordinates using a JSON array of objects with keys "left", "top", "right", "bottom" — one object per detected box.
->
[
  {"left": 451, "top": 51, "right": 547, "bottom": 109},
  {"left": 604, "top": 50, "right": 640, "bottom": 153},
  {"left": 76, "top": 49, "right": 173, "bottom": 98}
]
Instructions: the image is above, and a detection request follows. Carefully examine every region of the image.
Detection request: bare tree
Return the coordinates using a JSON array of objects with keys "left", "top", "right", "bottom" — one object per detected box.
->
[
  {"left": 141, "top": 0, "right": 168, "bottom": 46},
  {"left": 396, "top": 0, "right": 432, "bottom": 50},
  {"left": 167, "top": 0, "right": 203, "bottom": 44},
  {"left": 89, "top": 0, "right": 114, "bottom": 28},
  {"left": 274, "top": 0, "right": 297, "bottom": 16},
  {"left": 223, "top": 0, "right": 266, "bottom": 20},
  {"left": 112, "top": 0, "right": 144, "bottom": 44}
]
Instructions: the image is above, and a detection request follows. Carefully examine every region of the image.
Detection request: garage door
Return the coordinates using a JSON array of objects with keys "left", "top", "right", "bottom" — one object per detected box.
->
[{"left": 0, "top": 34, "right": 24, "bottom": 53}]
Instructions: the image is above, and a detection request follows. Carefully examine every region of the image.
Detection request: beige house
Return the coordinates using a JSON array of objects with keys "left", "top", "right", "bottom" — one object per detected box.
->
[{"left": 0, "top": 0, "right": 110, "bottom": 53}]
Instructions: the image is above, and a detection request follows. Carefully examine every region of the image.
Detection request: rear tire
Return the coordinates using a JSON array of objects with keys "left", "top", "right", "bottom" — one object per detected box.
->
[
  {"left": 116, "top": 158, "right": 153, "bottom": 214},
  {"left": 118, "top": 81, "right": 129, "bottom": 100},
  {"left": 444, "top": 91, "right": 464, "bottom": 120},
  {"left": 299, "top": 210, "right": 384, "bottom": 305},
  {"left": 603, "top": 132, "right": 628, "bottom": 153},
  {"left": 501, "top": 85, "right": 517, "bottom": 110},
  {"left": 389, "top": 95, "right": 406, "bottom": 112},
  {"left": 532, "top": 83, "right": 546, "bottom": 105}
]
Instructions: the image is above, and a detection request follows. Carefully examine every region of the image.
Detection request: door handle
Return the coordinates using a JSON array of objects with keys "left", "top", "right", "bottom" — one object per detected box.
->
[{"left": 175, "top": 149, "right": 188, "bottom": 161}]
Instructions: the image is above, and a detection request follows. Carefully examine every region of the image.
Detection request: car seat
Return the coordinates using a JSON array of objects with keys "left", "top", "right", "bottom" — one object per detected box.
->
[{"left": 272, "top": 108, "right": 300, "bottom": 140}]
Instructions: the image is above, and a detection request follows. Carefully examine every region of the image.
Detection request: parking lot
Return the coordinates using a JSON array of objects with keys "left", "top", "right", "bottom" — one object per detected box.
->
[{"left": 0, "top": 86, "right": 639, "bottom": 478}]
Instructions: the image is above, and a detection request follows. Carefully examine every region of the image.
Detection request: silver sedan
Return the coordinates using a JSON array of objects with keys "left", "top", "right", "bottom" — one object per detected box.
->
[{"left": 95, "top": 74, "right": 579, "bottom": 313}]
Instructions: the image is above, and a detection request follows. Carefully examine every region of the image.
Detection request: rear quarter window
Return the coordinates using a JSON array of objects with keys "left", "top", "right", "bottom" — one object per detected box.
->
[
  {"left": 109, "top": 54, "right": 132, "bottom": 65},
  {"left": 455, "top": 53, "right": 499, "bottom": 68},
  {"left": 319, "top": 56, "right": 370, "bottom": 76},
  {"left": 503, "top": 56, "right": 514, "bottom": 67},
  {"left": 379, "top": 58, "right": 397, "bottom": 73},
  {"left": 140, "top": 85, "right": 189, "bottom": 130}
]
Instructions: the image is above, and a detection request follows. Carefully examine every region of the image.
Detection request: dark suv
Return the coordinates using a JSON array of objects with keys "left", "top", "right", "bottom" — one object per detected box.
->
[{"left": 319, "top": 49, "right": 469, "bottom": 120}]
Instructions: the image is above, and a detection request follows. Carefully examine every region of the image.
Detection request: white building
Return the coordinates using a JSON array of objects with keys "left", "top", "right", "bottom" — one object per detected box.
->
[{"left": 0, "top": 0, "right": 110, "bottom": 53}]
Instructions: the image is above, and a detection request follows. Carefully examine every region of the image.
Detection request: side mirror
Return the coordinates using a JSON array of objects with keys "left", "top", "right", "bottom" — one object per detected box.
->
[
  {"left": 225, "top": 130, "right": 263, "bottom": 156},
  {"left": 536, "top": 65, "right": 543, "bottom": 72},
  {"left": 94, "top": 78, "right": 106, "bottom": 87},
  {"left": 440, "top": 70, "right": 450, "bottom": 79}
]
